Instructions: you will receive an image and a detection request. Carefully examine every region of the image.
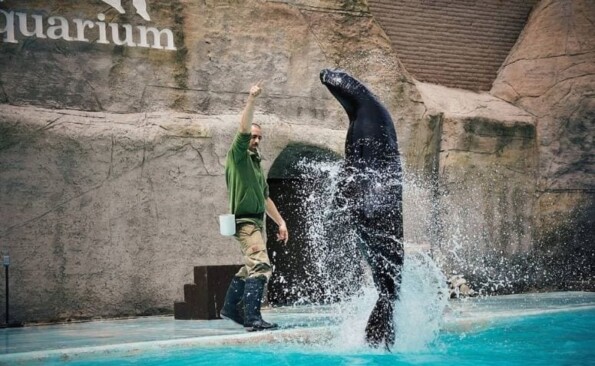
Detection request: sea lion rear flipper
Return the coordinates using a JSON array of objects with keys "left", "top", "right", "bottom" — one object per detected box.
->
[{"left": 364, "top": 296, "right": 395, "bottom": 351}]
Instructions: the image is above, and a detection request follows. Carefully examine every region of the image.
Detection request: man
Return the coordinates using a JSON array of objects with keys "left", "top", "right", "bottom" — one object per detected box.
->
[{"left": 220, "top": 81, "right": 289, "bottom": 332}]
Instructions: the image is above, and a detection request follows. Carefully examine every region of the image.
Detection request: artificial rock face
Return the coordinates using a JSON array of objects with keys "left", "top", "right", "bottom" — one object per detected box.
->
[
  {"left": 0, "top": 0, "right": 591, "bottom": 322},
  {"left": 0, "top": 0, "right": 425, "bottom": 322},
  {"left": 492, "top": 0, "right": 594, "bottom": 192},
  {"left": 491, "top": 0, "right": 594, "bottom": 280}
]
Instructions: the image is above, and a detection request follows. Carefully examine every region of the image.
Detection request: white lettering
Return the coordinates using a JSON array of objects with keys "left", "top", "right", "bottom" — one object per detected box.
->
[
  {"left": 96, "top": 13, "right": 108, "bottom": 44},
  {"left": 137, "top": 26, "right": 176, "bottom": 50},
  {"left": 0, "top": 10, "right": 177, "bottom": 51},
  {"left": 0, "top": 9, "right": 17, "bottom": 43},
  {"left": 73, "top": 18, "right": 94, "bottom": 42},
  {"left": 47, "top": 16, "right": 72, "bottom": 41},
  {"left": 110, "top": 23, "right": 136, "bottom": 46},
  {"left": 17, "top": 12, "right": 45, "bottom": 38}
]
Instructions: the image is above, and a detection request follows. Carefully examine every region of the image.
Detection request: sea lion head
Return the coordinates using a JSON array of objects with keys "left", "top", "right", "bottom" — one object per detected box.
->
[{"left": 320, "top": 68, "right": 371, "bottom": 120}]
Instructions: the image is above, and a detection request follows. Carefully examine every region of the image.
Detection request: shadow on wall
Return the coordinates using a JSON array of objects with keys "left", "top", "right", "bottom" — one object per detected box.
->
[
  {"left": 532, "top": 200, "right": 595, "bottom": 291},
  {"left": 458, "top": 200, "right": 595, "bottom": 294}
]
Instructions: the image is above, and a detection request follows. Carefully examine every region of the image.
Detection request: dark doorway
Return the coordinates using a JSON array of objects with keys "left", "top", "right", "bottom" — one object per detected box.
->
[{"left": 266, "top": 144, "right": 362, "bottom": 305}]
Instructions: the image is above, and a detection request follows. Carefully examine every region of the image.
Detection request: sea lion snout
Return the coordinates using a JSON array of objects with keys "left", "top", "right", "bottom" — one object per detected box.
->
[
  {"left": 319, "top": 69, "right": 326, "bottom": 83},
  {"left": 320, "top": 68, "right": 348, "bottom": 86},
  {"left": 320, "top": 69, "right": 332, "bottom": 84}
]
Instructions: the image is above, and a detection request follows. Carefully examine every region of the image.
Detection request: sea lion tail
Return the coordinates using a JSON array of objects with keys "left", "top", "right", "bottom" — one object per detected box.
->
[{"left": 365, "top": 295, "right": 395, "bottom": 351}]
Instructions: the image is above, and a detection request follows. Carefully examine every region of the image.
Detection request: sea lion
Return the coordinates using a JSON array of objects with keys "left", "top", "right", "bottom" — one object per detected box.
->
[{"left": 320, "top": 68, "right": 404, "bottom": 349}]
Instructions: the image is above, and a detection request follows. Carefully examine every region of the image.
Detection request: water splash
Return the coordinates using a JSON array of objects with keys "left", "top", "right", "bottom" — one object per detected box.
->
[
  {"left": 323, "top": 251, "right": 449, "bottom": 353},
  {"left": 401, "top": 170, "right": 538, "bottom": 295},
  {"left": 393, "top": 250, "right": 449, "bottom": 352},
  {"left": 269, "top": 155, "right": 590, "bottom": 352},
  {"left": 277, "top": 159, "right": 449, "bottom": 351}
]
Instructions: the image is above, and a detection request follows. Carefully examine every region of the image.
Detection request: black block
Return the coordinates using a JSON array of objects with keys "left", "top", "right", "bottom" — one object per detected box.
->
[
  {"left": 194, "top": 265, "right": 241, "bottom": 319},
  {"left": 173, "top": 301, "right": 191, "bottom": 320},
  {"left": 174, "top": 265, "right": 240, "bottom": 320}
]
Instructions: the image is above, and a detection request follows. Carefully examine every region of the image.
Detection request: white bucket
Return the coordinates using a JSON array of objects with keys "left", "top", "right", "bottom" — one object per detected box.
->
[{"left": 219, "top": 214, "right": 236, "bottom": 236}]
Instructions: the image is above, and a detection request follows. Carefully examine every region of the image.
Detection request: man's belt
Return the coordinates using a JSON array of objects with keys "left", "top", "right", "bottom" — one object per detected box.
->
[{"left": 235, "top": 213, "right": 265, "bottom": 221}]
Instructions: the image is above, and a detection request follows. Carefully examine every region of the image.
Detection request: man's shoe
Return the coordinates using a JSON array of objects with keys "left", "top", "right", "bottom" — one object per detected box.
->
[{"left": 245, "top": 319, "right": 278, "bottom": 332}]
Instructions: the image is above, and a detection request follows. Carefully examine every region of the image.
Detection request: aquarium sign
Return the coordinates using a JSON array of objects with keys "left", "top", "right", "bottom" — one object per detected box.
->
[{"left": 0, "top": 0, "right": 177, "bottom": 51}]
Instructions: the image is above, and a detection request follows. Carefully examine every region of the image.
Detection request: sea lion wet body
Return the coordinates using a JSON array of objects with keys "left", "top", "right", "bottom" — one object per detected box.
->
[{"left": 320, "top": 69, "right": 404, "bottom": 349}]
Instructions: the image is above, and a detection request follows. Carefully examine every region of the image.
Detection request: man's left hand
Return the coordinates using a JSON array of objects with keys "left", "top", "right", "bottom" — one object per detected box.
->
[{"left": 277, "top": 223, "right": 289, "bottom": 244}]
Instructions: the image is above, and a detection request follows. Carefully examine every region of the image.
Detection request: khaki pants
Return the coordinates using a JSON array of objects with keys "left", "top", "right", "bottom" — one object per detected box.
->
[{"left": 234, "top": 223, "right": 272, "bottom": 281}]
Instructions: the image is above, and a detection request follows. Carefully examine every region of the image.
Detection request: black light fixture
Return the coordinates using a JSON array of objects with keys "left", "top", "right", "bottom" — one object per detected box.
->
[
  {"left": 3, "top": 254, "right": 9, "bottom": 326},
  {"left": 2, "top": 253, "right": 23, "bottom": 328}
]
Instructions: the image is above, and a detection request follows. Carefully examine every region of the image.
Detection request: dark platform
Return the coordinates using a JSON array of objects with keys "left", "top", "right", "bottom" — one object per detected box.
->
[{"left": 174, "top": 265, "right": 240, "bottom": 320}]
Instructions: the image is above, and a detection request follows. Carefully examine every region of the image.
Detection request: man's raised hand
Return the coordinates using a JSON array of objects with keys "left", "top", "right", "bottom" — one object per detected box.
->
[{"left": 249, "top": 80, "right": 263, "bottom": 98}]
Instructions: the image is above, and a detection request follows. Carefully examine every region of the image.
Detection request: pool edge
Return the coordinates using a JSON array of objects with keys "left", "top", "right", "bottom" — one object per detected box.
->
[{"left": 0, "top": 326, "right": 335, "bottom": 365}]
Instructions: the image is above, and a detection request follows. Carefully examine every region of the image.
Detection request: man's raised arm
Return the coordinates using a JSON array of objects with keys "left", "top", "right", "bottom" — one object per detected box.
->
[{"left": 239, "top": 81, "right": 263, "bottom": 133}]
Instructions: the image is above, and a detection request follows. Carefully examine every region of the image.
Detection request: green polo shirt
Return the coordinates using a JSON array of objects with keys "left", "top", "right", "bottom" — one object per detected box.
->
[{"left": 225, "top": 132, "right": 269, "bottom": 228}]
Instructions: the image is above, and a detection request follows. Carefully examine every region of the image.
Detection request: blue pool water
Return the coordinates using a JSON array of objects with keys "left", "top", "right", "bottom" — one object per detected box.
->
[{"left": 45, "top": 307, "right": 594, "bottom": 366}]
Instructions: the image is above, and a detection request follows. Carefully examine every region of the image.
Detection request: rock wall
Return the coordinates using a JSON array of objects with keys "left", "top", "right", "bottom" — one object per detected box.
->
[
  {"left": 408, "top": 0, "right": 593, "bottom": 292},
  {"left": 491, "top": 0, "right": 594, "bottom": 288},
  {"left": 0, "top": 0, "right": 591, "bottom": 323},
  {"left": 411, "top": 82, "right": 538, "bottom": 289},
  {"left": 0, "top": 106, "right": 346, "bottom": 321},
  {"left": 0, "top": 0, "right": 427, "bottom": 323}
]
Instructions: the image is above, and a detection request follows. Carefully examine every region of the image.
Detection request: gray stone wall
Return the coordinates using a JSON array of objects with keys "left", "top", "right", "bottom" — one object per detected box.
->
[
  {"left": 0, "top": 0, "right": 591, "bottom": 323},
  {"left": 0, "top": 0, "right": 425, "bottom": 323},
  {"left": 491, "top": 0, "right": 594, "bottom": 287},
  {"left": 0, "top": 106, "right": 346, "bottom": 322}
]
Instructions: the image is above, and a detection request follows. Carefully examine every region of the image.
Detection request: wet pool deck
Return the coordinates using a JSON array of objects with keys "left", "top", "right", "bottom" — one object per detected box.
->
[
  {"left": 0, "top": 306, "right": 339, "bottom": 365},
  {"left": 1, "top": 292, "right": 594, "bottom": 365}
]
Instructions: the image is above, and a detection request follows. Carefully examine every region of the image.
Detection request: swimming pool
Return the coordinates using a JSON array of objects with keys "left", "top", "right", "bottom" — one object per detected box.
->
[
  {"left": 46, "top": 308, "right": 595, "bottom": 365},
  {"left": 3, "top": 292, "right": 594, "bottom": 366}
]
